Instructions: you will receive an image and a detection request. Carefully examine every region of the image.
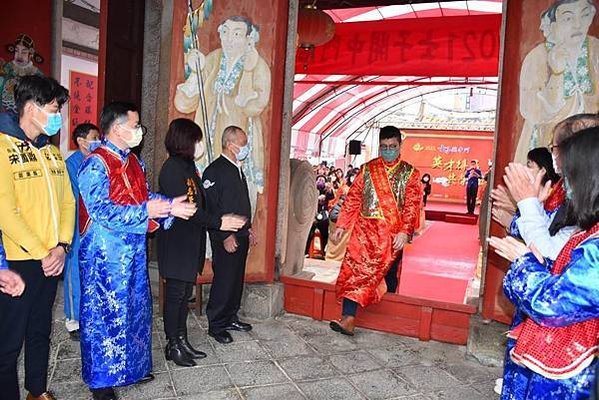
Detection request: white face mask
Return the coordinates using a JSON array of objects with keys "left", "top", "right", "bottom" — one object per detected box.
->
[
  {"left": 194, "top": 141, "right": 205, "bottom": 160},
  {"left": 552, "top": 153, "right": 561, "bottom": 174},
  {"left": 121, "top": 125, "right": 144, "bottom": 148}
]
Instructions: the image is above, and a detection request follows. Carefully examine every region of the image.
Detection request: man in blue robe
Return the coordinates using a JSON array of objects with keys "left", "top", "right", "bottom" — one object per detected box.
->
[
  {"left": 78, "top": 102, "right": 196, "bottom": 400},
  {"left": 64, "top": 123, "right": 99, "bottom": 341}
]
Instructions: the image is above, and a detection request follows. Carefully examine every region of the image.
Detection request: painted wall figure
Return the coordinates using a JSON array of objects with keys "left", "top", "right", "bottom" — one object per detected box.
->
[
  {"left": 174, "top": 15, "right": 272, "bottom": 217},
  {"left": 0, "top": 34, "right": 44, "bottom": 113},
  {"left": 515, "top": 0, "right": 599, "bottom": 162}
]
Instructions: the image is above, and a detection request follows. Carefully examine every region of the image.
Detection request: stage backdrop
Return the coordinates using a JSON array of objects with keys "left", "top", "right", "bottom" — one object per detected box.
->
[
  {"left": 484, "top": 0, "right": 599, "bottom": 324},
  {"left": 401, "top": 129, "right": 494, "bottom": 203},
  {"left": 296, "top": 14, "right": 501, "bottom": 77}
]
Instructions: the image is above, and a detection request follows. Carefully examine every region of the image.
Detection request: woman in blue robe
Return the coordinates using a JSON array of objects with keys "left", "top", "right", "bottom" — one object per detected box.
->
[{"left": 490, "top": 127, "right": 599, "bottom": 399}]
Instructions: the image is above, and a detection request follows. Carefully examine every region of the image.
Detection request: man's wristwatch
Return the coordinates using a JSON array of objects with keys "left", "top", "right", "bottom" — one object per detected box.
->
[{"left": 57, "top": 242, "right": 71, "bottom": 254}]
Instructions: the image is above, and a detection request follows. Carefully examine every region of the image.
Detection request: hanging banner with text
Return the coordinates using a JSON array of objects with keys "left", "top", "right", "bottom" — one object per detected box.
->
[
  {"left": 295, "top": 15, "right": 501, "bottom": 77},
  {"left": 68, "top": 71, "right": 98, "bottom": 151}
]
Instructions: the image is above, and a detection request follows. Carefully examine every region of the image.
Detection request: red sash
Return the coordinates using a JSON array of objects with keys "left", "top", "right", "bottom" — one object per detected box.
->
[
  {"left": 368, "top": 158, "right": 403, "bottom": 235},
  {"left": 509, "top": 223, "right": 599, "bottom": 379},
  {"left": 79, "top": 146, "right": 158, "bottom": 235}
]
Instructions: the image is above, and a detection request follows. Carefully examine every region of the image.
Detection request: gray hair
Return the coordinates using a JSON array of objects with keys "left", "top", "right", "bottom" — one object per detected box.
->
[{"left": 222, "top": 125, "right": 244, "bottom": 148}]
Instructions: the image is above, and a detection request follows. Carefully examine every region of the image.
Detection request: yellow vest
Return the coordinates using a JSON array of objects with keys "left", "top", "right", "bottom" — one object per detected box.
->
[{"left": 0, "top": 132, "right": 75, "bottom": 260}]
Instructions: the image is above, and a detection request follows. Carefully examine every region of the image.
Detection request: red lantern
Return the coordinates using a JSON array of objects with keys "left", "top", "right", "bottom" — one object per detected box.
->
[{"left": 297, "top": 5, "right": 335, "bottom": 49}]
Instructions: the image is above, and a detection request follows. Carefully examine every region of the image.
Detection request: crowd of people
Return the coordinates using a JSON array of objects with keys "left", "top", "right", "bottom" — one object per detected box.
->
[
  {"left": 0, "top": 75, "right": 252, "bottom": 400},
  {"left": 0, "top": 73, "right": 598, "bottom": 400}
]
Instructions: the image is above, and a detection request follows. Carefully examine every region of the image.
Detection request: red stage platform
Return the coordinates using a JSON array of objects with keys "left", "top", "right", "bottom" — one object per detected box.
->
[{"left": 281, "top": 220, "right": 480, "bottom": 345}]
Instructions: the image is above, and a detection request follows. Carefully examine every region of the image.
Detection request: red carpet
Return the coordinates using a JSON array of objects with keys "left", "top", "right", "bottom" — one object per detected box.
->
[
  {"left": 426, "top": 201, "right": 478, "bottom": 215},
  {"left": 399, "top": 221, "right": 480, "bottom": 304}
]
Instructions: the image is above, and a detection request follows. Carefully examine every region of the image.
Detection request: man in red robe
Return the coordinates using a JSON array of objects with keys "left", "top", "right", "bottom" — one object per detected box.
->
[{"left": 330, "top": 126, "right": 421, "bottom": 336}]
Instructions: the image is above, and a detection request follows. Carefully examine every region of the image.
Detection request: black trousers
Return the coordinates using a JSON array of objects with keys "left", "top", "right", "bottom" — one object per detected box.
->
[
  {"left": 466, "top": 185, "right": 478, "bottom": 214},
  {"left": 207, "top": 235, "right": 249, "bottom": 333},
  {"left": 0, "top": 260, "right": 59, "bottom": 400},
  {"left": 163, "top": 278, "right": 194, "bottom": 340},
  {"left": 384, "top": 251, "right": 403, "bottom": 294}
]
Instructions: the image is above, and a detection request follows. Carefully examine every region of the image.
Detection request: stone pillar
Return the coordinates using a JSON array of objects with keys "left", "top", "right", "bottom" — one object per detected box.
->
[{"left": 275, "top": 0, "right": 300, "bottom": 276}]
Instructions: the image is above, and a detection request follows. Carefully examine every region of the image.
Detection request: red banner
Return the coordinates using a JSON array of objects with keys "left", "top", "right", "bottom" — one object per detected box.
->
[
  {"left": 296, "top": 15, "right": 501, "bottom": 77},
  {"left": 68, "top": 71, "right": 98, "bottom": 151},
  {"left": 400, "top": 130, "right": 494, "bottom": 202}
]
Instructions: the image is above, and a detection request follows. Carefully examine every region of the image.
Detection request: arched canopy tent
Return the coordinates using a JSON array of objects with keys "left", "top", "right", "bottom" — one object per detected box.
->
[{"left": 292, "top": 1, "right": 502, "bottom": 161}]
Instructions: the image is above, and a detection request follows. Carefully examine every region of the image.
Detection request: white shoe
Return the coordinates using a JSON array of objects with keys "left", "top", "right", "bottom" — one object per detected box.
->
[{"left": 493, "top": 378, "right": 503, "bottom": 395}]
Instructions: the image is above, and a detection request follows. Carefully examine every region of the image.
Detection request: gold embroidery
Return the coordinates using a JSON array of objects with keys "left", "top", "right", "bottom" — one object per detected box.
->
[{"left": 360, "top": 160, "right": 414, "bottom": 218}]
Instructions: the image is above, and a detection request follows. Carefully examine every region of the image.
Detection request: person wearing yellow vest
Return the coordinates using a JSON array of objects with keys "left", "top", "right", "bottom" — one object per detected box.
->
[{"left": 0, "top": 75, "right": 75, "bottom": 400}]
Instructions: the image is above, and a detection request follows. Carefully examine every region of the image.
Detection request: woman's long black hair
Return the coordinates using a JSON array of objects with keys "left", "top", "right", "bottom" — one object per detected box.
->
[{"left": 560, "top": 127, "right": 599, "bottom": 231}]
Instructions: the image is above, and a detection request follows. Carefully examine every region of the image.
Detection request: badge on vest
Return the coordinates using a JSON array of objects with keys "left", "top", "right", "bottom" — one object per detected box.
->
[{"left": 203, "top": 179, "right": 215, "bottom": 189}]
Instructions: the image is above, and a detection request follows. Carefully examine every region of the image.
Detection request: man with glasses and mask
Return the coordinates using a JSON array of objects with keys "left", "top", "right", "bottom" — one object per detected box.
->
[
  {"left": 329, "top": 126, "right": 421, "bottom": 336},
  {"left": 78, "top": 102, "right": 197, "bottom": 400},
  {"left": 0, "top": 75, "right": 74, "bottom": 400}
]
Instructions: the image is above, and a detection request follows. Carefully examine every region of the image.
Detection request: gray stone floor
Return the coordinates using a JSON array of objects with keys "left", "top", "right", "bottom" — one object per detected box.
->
[{"left": 20, "top": 282, "right": 502, "bottom": 400}]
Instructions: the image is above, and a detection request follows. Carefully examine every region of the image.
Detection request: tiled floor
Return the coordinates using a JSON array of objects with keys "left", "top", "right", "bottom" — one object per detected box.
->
[{"left": 19, "top": 282, "right": 502, "bottom": 400}]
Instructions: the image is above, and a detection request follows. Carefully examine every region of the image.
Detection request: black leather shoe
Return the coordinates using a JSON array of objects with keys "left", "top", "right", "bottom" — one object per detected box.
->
[
  {"left": 69, "top": 329, "right": 80, "bottom": 341},
  {"left": 224, "top": 321, "right": 253, "bottom": 332},
  {"left": 138, "top": 373, "right": 155, "bottom": 384},
  {"left": 92, "top": 387, "right": 117, "bottom": 400},
  {"left": 178, "top": 335, "right": 207, "bottom": 359},
  {"left": 209, "top": 330, "right": 233, "bottom": 344},
  {"left": 165, "top": 339, "right": 196, "bottom": 367}
]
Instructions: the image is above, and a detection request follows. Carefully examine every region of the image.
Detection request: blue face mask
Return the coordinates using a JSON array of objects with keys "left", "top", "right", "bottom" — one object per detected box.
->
[
  {"left": 381, "top": 148, "right": 399, "bottom": 163},
  {"left": 34, "top": 104, "right": 62, "bottom": 136},
  {"left": 236, "top": 144, "right": 250, "bottom": 161}
]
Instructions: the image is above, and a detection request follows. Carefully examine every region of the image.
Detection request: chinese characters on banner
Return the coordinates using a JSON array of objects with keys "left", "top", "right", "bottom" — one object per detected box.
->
[
  {"left": 295, "top": 15, "right": 501, "bottom": 77},
  {"left": 400, "top": 130, "right": 494, "bottom": 202},
  {"left": 68, "top": 71, "right": 97, "bottom": 150}
]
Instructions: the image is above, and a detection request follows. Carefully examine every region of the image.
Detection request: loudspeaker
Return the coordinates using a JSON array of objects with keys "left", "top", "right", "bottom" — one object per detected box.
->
[{"left": 348, "top": 140, "right": 361, "bottom": 155}]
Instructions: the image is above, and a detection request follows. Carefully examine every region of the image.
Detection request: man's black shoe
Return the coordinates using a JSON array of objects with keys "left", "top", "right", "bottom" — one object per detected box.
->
[
  {"left": 209, "top": 330, "right": 233, "bottom": 344},
  {"left": 92, "top": 387, "right": 117, "bottom": 400},
  {"left": 138, "top": 373, "right": 155, "bottom": 384},
  {"left": 69, "top": 329, "right": 80, "bottom": 341},
  {"left": 224, "top": 321, "right": 252, "bottom": 332}
]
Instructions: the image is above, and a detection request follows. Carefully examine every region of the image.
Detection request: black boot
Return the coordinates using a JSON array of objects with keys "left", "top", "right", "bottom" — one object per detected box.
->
[
  {"left": 178, "top": 333, "right": 207, "bottom": 359},
  {"left": 91, "top": 387, "right": 117, "bottom": 400},
  {"left": 165, "top": 338, "right": 196, "bottom": 367}
]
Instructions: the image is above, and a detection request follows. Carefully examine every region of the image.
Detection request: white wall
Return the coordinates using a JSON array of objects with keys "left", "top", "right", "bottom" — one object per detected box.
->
[{"left": 59, "top": 54, "right": 98, "bottom": 155}]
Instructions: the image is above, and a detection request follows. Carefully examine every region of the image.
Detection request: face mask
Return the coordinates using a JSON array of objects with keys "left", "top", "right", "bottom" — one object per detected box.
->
[
  {"left": 552, "top": 153, "right": 561, "bottom": 174},
  {"left": 84, "top": 139, "right": 101, "bottom": 153},
  {"left": 121, "top": 125, "right": 144, "bottom": 148},
  {"left": 194, "top": 141, "right": 205, "bottom": 160},
  {"left": 235, "top": 144, "right": 250, "bottom": 161},
  {"left": 34, "top": 104, "right": 62, "bottom": 136},
  {"left": 381, "top": 148, "right": 399, "bottom": 163},
  {"left": 564, "top": 176, "right": 573, "bottom": 200}
]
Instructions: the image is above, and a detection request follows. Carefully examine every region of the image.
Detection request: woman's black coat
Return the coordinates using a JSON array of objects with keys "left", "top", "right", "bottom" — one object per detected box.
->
[{"left": 157, "top": 155, "right": 221, "bottom": 283}]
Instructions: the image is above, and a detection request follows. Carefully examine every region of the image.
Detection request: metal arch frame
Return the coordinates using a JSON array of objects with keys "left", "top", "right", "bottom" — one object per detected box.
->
[
  {"left": 292, "top": 75, "right": 384, "bottom": 125},
  {"left": 316, "top": 84, "right": 498, "bottom": 157}
]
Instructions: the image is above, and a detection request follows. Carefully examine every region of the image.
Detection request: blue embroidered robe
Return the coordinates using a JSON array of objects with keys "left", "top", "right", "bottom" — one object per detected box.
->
[
  {"left": 501, "top": 238, "right": 599, "bottom": 399},
  {"left": 78, "top": 141, "right": 171, "bottom": 389}
]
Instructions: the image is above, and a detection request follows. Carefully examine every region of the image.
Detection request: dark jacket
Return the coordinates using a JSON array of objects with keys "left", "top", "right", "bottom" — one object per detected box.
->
[
  {"left": 157, "top": 156, "right": 221, "bottom": 282},
  {"left": 202, "top": 155, "right": 251, "bottom": 243}
]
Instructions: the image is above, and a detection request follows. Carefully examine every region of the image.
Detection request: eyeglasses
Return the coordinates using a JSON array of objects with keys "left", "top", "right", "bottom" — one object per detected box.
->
[
  {"left": 121, "top": 123, "right": 148, "bottom": 135},
  {"left": 379, "top": 144, "right": 399, "bottom": 151}
]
